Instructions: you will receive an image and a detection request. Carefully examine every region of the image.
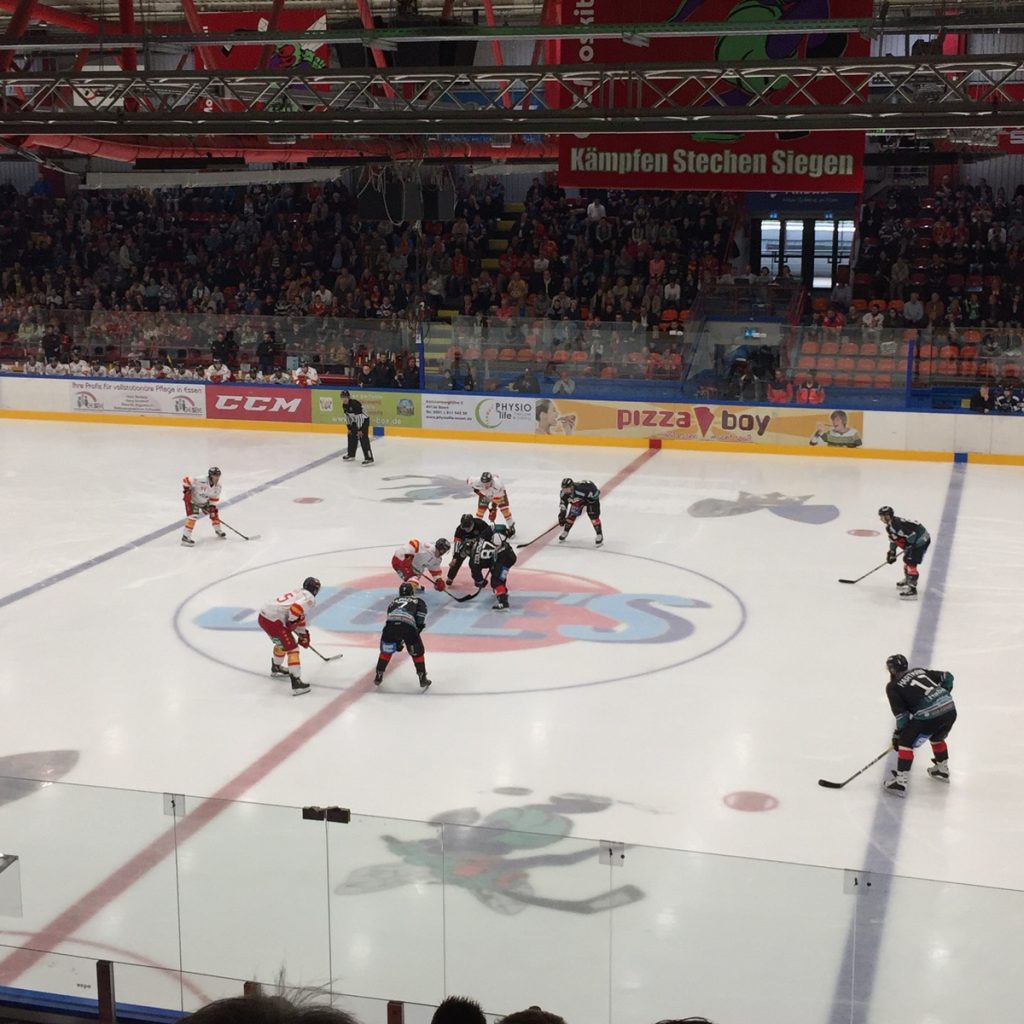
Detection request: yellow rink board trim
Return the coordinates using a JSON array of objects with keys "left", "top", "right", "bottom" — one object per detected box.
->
[{"left": 3, "top": 408, "right": 1022, "bottom": 464}]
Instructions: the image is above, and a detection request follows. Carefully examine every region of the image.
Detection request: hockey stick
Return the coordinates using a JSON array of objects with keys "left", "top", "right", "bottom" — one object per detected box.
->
[
  {"left": 838, "top": 560, "right": 889, "bottom": 584},
  {"left": 516, "top": 523, "right": 560, "bottom": 549},
  {"left": 818, "top": 748, "right": 891, "bottom": 789},
  {"left": 218, "top": 519, "right": 261, "bottom": 542},
  {"left": 309, "top": 644, "right": 344, "bottom": 663},
  {"left": 446, "top": 573, "right": 490, "bottom": 604}
]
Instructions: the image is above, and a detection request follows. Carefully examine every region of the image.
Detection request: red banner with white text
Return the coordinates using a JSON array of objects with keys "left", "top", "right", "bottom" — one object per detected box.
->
[
  {"left": 207, "top": 385, "right": 312, "bottom": 423},
  {"left": 555, "top": 0, "right": 869, "bottom": 193}
]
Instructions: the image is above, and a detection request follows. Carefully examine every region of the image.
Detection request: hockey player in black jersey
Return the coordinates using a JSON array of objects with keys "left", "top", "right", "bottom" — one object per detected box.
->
[
  {"left": 374, "top": 582, "right": 431, "bottom": 690},
  {"left": 878, "top": 506, "right": 930, "bottom": 597},
  {"left": 883, "top": 653, "right": 956, "bottom": 796},
  {"left": 558, "top": 478, "right": 603, "bottom": 545},
  {"left": 470, "top": 523, "right": 518, "bottom": 610},
  {"left": 446, "top": 513, "right": 493, "bottom": 588},
  {"left": 340, "top": 390, "right": 374, "bottom": 465}
]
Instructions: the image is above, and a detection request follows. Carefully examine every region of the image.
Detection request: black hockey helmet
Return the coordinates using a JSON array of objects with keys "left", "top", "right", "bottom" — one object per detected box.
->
[
  {"left": 435, "top": 538, "right": 451, "bottom": 555},
  {"left": 399, "top": 582, "right": 415, "bottom": 598},
  {"left": 460, "top": 513, "right": 475, "bottom": 531},
  {"left": 878, "top": 505, "right": 894, "bottom": 519},
  {"left": 886, "top": 654, "right": 908, "bottom": 675},
  {"left": 339, "top": 389, "right": 351, "bottom": 399},
  {"left": 480, "top": 471, "right": 493, "bottom": 484},
  {"left": 208, "top": 466, "right": 221, "bottom": 479},
  {"left": 303, "top": 576, "right": 322, "bottom": 596},
  {"left": 561, "top": 477, "right": 574, "bottom": 492}
]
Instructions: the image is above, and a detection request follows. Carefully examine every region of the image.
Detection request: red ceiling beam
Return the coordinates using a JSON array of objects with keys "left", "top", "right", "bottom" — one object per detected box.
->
[
  {"left": 354, "top": 0, "right": 396, "bottom": 99},
  {"left": 1, "top": 0, "right": 38, "bottom": 72},
  {"left": 118, "top": 0, "right": 136, "bottom": 73},
  {"left": 180, "top": 0, "right": 222, "bottom": 70},
  {"left": 0, "top": 0, "right": 105, "bottom": 35}
]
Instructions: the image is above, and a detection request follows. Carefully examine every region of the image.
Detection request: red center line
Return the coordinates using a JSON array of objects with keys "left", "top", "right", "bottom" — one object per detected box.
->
[{"left": 0, "top": 445, "right": 659, "bottom": 985}]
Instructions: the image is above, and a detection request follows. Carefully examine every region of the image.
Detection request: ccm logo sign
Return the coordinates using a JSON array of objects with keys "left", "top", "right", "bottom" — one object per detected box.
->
[{"left": 207, "top": 386, "right": 311, "bottom": 422}]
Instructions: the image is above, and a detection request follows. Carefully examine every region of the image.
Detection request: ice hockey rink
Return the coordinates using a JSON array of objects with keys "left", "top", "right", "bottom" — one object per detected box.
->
[{"left": 1, "top": 419, "right": 1023, "bottom": 1024}]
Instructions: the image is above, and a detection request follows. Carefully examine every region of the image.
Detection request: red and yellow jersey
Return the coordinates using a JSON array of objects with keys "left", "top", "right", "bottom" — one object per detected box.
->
[
  {"left": 292, "top": 366, "right": 320, "bottom": 387},
  {"left": 393, "top": 539, "right": 443, "bottom": 580},
  {"left": 183, "top": 473, "right": 222, "bottom": 507},
  {"left": 467, "top": 474, "right": 507, "bottom": 502},
  {"left": 259, "top": 588, "right": 316, "bottom": 628}
]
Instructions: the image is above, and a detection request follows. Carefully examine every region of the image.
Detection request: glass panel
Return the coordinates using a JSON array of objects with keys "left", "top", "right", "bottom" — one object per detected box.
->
[
  {"left": 837, "top": 219, "right": 856, "bottom": 259},
  {"left": 440, "top": 822, "right": 613, "bottom": 1021},
  {"left": 813, "top": 219, "right": 837, "bottom": 289},
  {"left": 0, "top": 777, "right": 182, "bottom": 996},
  {"left": 759, "top": 219, "right": 781, "bottom": 271},
  {"left": 782, "top": 219, "right": 804, "bottom": 283},
  {"left": 612, "top": 845, "right": 852, "bottom": 1024},
  {"left": 327, "top": 814, "right": 445, "bottom": 1006},
  {"left": 176, "top": 797, "right": 331, "bottom": 991}
]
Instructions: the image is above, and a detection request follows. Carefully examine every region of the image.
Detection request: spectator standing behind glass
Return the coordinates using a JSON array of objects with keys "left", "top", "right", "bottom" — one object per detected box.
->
[
  {"left": 446, "top": 353, "right": 475, "bottom": 391},
  {"left": 766, "top": 368, "right": 793, "bottom": 403},
  {"left": 552, "top": 369, "right": 576, "bottom": 395},
  {"left": 796, "top": 370, "right": 826, "bottom": 405},
  {"left": 509, "top": 367, "right": 540, "bottom": 394},
  {"left": 903, "top": 292, "right": 925, "bottom": 327},
  {"left": 970, "top": 383, "right": 994, "bottom": 413}
]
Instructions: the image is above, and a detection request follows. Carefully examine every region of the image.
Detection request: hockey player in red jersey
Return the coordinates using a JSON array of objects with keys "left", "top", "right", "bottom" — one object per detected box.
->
[
  {"left": 392, "top": 538, "right": 451, "bottom": 592},
  {"left": 257, "top": 577, "right": 321, "bottom": 696},
  {"left": 181, "top": 467, "right": 225, "bottom": 546},
  {"left": 467, "top": 471, "right": 515, "bottom": 536}
]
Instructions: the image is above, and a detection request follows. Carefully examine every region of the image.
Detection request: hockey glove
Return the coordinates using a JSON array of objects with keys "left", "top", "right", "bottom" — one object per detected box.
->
[
  {"left": 297, "top": 631, "right": 311, "bottom": 648},
  {"left": 558, "top": 513, "right": 566, "bottom": 526},
  {"left": 886, "top": 547, "right": 898, "bottom": 564},
  {"left": 434, "top": 578, "right": 447, "bottom": 592}
]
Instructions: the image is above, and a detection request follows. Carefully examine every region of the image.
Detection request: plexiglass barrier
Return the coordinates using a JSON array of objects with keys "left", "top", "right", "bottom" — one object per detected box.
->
[{"left": 1, "top": 775, "right": 1022, "bottom": 1023}]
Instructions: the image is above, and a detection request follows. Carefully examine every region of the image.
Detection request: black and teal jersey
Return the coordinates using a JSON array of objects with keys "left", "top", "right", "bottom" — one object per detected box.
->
[
  {"left": 886, "top": 516, "right": 929, "bottom": 548},
  {"left": 886, "top": 667, "right": 955, "bottom": 728}
]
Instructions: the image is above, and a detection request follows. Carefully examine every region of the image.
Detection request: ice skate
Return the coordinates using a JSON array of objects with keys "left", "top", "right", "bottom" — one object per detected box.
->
[
  {"left": 898, "top": 582, "right": 918, "bottom": 599},
  {"left": 215, "top": 527, "right": 227, "bottom": 539},
  {"left": 927, "top": 759, "right": 950, "bottom": 783},
  {"left": 418, "top": 673, "right": 432, "bottom": 691},
  {"left": 558, "top": 530, "right": 568, "bottom": 542},
  {"left": 271, "top": 662, "right": 289, "bottom": 677},
  {"left": 492, "top": 595, "right": 509, "bottom": 611},
  {"left": 342, "top": 454, "right": 356, "bottom": 461},
  {"left": 507, "top": 523, "right": 516, "bottom": 538},
  {"left": 290, "top": 678, "right": 311, "bottom": 697},
  {"left": 595, "top": 530, "right": 604, "bottom": 546},
  {"left": 373, "top": 671, "right": 384, "bottom": 686},
  {"left": 181, "top": 533, "right": 195, "bottom": 546},
  {"left": 895, "top": 574, "right": 908, "bottom": 589},
  {"left": 362, "top": 457, "right": 374, "bottom": 465},
  {"left": 883, "top": 769, "right": 908, "bottom": 796}
]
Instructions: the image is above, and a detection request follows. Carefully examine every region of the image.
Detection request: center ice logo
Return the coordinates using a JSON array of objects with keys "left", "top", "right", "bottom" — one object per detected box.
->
[{"left": 175, "top": 549, "right": 745, "bottom": 692}]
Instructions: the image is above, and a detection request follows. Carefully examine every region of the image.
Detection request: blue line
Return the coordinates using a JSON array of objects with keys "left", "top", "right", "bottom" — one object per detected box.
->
[
  {"left": 0, "top": 449, "right": 343, "bottom": 610},
  {"left": 827, "top": 462, "right": 966, "bottom": 1024}
]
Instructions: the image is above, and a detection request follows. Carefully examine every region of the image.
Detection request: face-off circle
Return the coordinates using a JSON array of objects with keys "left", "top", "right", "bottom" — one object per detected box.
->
[
  {"left": 722, "top": 791, "right": 780, "bottom": 812},
  {"left": 174, "top": 546, "right": 746, "bottom": 696}
]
